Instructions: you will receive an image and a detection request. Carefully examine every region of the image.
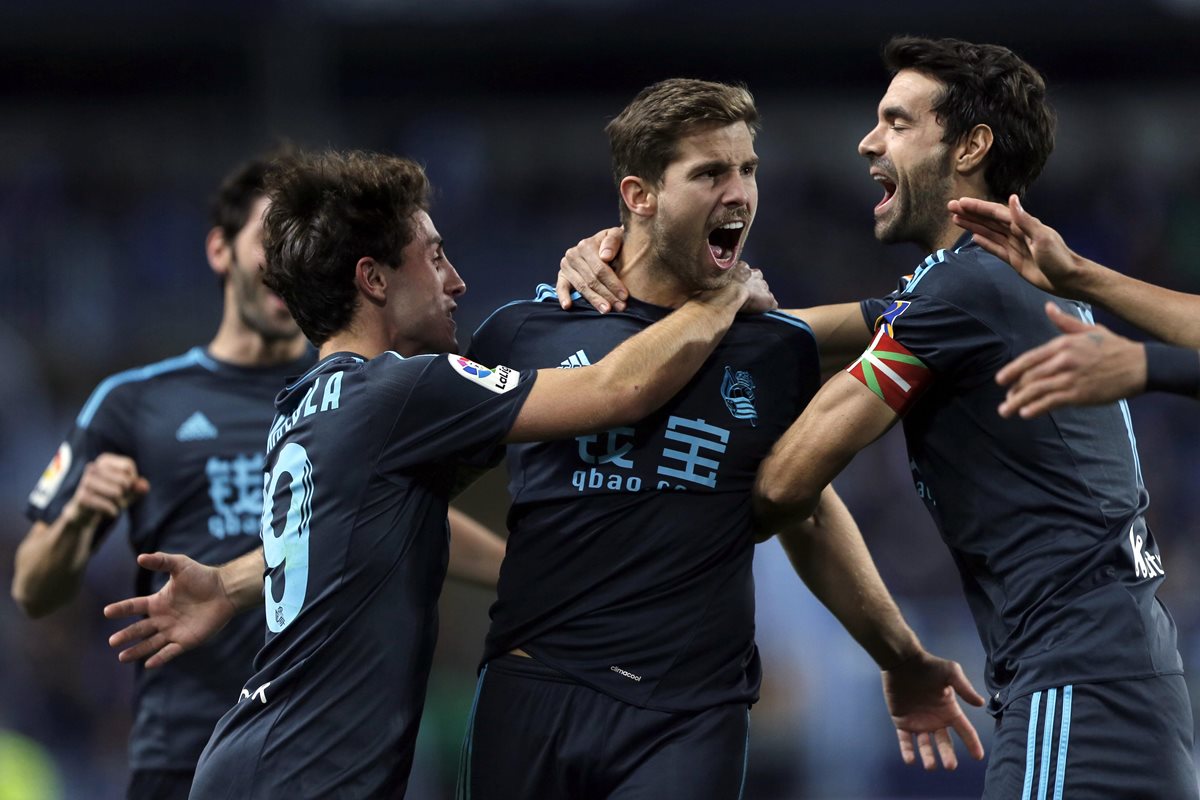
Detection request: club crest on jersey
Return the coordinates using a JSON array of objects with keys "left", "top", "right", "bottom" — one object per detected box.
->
[
  {"left": 875, "top": 300, "right": 911, "bottom": 337},
  {"left": 721, "top": 366, "right": 757, "bottom": 427},
  {"left": 847, "top": 329, "right": 931, "bottom": 415},
  {"left": 448, "top": 354, "right": 519, "bottom": 394},
  {"left": 29, "top": 442, "right": 72, "bottom": 509}
]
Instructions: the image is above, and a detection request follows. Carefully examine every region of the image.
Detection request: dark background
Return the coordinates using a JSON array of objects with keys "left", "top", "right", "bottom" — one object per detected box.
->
[{"left": 2, "top": 2, "right": 1200, "bottom": 797}]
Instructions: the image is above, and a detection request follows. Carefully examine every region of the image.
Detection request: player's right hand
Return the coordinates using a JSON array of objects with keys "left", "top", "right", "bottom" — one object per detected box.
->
[
  {"left": 882, "top": 649, "right": 986, "bottom": 771},
  {"left": 64, "top": 453, "right": 149, "bottom": 524},
  {"left": 949, "top": 195, "right": 1088, "bottom": 297},
  {"left": 557, "top": 226, "right": 628, "bottom": 313},
  {"left": 735, "top": 262, "right": 777, "bottom": 314},
  {"left": 104, "top": 552, "right": 236, "bottom": 669}
]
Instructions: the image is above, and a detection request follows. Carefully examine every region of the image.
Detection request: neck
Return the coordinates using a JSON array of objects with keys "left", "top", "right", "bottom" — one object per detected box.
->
[
  {"left": 616, "top": 228, "right": 693, "bottom": 309},
  {"left": 317, "top": 313, "right": 430, "bottom": 362},
  {"left": 207, "top": 315, "right": 307, "bottom": 367},
  {"left": 925, "top": 219, "right": 966, "bottom": 253}
]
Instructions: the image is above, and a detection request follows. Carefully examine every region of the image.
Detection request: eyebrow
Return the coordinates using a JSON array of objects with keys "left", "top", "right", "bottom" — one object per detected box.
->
[
  {"left": 691, "top": 157, "right": 759, "bottom": 176},
  {"left": 882, "top": 105, "right": 917, "bottom": 123}
]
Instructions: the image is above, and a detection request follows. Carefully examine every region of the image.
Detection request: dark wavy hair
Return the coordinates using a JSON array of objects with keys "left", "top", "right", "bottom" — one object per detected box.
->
[
  {"left": 209, "top": 148, "right": 295, "bottom": 246},
  {"left": 262, "top": 150, "right": 430, "bottom": 345},
  {"left": 606, "top": 78, "right": 759, "bottom": 222},
  {"left": 884, "top": 36, "right": 1056, "bottom": 199}
]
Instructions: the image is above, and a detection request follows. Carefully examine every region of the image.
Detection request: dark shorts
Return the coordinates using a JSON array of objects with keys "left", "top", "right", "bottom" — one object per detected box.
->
[
  {"left": 983, "top": 674, "right": 1198, "bottom": 800},
  {"left": 458, "top": 654, "right": 750, "bottom": 800},
  {"left": 127, "top": 769, "right": 194, "bottom": 800}
]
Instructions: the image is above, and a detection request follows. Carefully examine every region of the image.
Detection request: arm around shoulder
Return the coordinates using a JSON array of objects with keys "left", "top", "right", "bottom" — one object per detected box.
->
[{"left": 505, "top": 277, "right": 749, "bottom": 443}]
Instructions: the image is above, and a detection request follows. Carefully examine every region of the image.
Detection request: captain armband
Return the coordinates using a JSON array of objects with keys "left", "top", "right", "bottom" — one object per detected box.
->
[
  {"left": 846, "top": 329, "right": 932, "bottom": 415},
  {"left": 1144, "top": 343, "right": 1200, "bottom": 398}
]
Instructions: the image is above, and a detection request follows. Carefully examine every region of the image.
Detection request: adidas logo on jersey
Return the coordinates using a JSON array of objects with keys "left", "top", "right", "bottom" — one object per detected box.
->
[
  {"left": 558, "top": 349, "right": 592, "bottom": 369},
  {"left": 176, "top": 411, "right": 219, "bottom": 441}
]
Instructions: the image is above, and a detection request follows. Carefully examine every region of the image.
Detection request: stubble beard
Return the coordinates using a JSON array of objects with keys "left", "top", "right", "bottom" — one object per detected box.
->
[
  {"left": 876, "top": 147, "right": 955, "bottom": 251},
  {"left": 650, "top": 211, "right": 730, "bottom": 294}
]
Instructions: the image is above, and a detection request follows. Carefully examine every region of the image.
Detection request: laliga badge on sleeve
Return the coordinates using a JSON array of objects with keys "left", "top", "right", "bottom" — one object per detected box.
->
[
  {"left": 29, "top": 442, "right": 72, "bottom": 509},
  {"left": 447, "top": 354, "right": 520, "bottom": 394}
]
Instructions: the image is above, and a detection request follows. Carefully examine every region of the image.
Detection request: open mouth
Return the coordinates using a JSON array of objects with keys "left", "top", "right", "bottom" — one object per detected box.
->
[
  {"left": 707, "top": 221, "right": 746, "bottom": 270},
  {"left": 873, "top": 174, "right": 897, "bottom": 211}
]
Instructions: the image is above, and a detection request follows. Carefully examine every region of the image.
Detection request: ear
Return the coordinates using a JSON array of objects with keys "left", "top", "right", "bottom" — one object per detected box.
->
[
  {"left": 206, "top": 227, "right": 232, "bottom": 279},
  {"left": 355, "top": 257, "right": 389, "bottom": 306},
  {"left": 619, "top": 176, "right": 657, "bottom": 220},
  {"left": 955, "top": 123, "right": 994, "bottom": 177}
]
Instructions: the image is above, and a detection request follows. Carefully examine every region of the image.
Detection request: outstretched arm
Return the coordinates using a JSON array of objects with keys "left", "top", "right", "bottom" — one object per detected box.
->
[
  {"left": 508, "top": 265, "right": 767, "bottom": 443},
  {"left": 763, "top": 484, "right": 984, "bottom": 770},
  {"left": 105, "top": 507, "right": 510, "bottom": 667},
  {"left": 950, "top": 195, "right": 1200, "bottom": 348},
  {"left": 13, "top": 454, "right": 149, "bottom": 618},
  {"left": 556, "top": 227, "right": 870, "bottom": 372},
  {"left": 994, "top": 302, "right": 1200, "bottom": 416}
]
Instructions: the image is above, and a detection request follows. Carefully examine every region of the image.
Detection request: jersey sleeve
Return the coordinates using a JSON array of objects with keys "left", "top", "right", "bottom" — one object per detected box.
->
[
  {"left": 26, "top": 382, "right": 137, "bottom": 530},
  {"left": 379, "top": 354, "right": 537, "bottom": 472},
  {"left": 883, "top": 277, "right": 1009, "bottom": 382}
]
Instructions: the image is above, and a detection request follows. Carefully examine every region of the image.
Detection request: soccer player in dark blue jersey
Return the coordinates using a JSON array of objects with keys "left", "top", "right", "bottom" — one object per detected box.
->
[
  {"left": 948, "top": 194, "right": 1200, "bottom": 414},
  {"left": 108, "top": 149, "right": 780, "bottom": 799},
  {"left": 12, "top": 155, "right": 315, "bottom": 800},
  {"left": 14, "top": 155, "right": 510, "bottom": 800},
  {"left": 459, "top": 79, "right": 985, "bottom": 800},
  {"left": 750, "top": 38, "right": 1198, "bottom": 799}
]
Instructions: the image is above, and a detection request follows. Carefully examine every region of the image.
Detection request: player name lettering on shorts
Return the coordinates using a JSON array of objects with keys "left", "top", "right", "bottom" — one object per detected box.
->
[
  {"left": 267, "top": 371, "right": 344, "bottom": 451},
  {"left": 609, "top": 665, "right": 643, "bottom": 682}
]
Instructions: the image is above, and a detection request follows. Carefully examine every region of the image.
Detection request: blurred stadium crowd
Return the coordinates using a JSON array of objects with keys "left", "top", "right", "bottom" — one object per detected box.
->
[{"left": 2, "top": 3, "right": 1200, "bottom": 798}]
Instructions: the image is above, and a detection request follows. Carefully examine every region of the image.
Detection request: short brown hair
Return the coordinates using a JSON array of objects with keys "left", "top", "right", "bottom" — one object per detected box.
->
[
  {"left": 606, "top": 78, "right": 759, "bottom": 221},
  {"left": 262, "top": 150, "right": 430, "bottom": 345},
  {"left": 883, "top": 36, "right": 1056, "bottom": 199}
]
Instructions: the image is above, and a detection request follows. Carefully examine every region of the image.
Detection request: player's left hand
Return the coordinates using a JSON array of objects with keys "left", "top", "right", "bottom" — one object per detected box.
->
[
  {"left": 882, "top": 649, "right": 986, "bottom": 770},
  {"left": 557, "top": 227, "right": 628, "bottom": 313}
]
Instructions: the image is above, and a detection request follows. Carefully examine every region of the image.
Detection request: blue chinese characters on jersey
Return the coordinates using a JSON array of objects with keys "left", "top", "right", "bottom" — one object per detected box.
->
[{"left": 25, "top": 347, "right": 315, "bottom": 773}]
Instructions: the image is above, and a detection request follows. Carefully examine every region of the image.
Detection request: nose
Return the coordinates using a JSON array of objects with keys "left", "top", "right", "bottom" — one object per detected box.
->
[
  {"left": 444, "top": 257, "right": 466, "bottom": 298},
  {"left": 723, "top": 175, "right": 752, "bottom": 208},
  {"left": 858, "top": 123, "right": 883, "bottom": 159}
]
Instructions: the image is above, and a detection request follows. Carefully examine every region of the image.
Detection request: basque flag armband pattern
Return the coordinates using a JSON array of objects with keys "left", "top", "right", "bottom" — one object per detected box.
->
[{"left": 847, "top": 328, "right": 931, "bottom": 415}]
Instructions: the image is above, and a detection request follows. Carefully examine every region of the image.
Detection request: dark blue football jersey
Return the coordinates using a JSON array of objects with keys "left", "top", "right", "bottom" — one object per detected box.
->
[
  {"left": 859, "top": 233, "right": 1182, "bottom": 712},
  {"left": 25, "top": 346, "right": 314, "bottom": 772},
  {"left": 189, "top": 350, "right": 535, "bottom": 800},
  {"left": 467, "top": 286, "right": 821, "bottom": 713}
]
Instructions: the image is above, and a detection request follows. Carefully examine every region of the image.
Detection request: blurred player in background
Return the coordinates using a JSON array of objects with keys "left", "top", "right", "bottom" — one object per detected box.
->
[
  {"left": 12, "top": 154, "right": 506, "bottom": 800},
  {"left": 460, "top": 78, "right": 982, "bottom": 800},
  {"left": 108, "top": 149, "right": 779, "bottom": 798},
  {"left": 11, "top": 154, "right": 313, "bottom": 800},
  {"left": 949, "top": 194, "right": 1200, "bottom": 415}
]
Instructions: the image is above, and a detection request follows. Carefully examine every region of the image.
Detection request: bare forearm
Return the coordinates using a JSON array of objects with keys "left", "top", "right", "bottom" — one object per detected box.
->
[
  {"left": 447, "top": 507, "right": 506, "bottom": 590},
  {"left": 1071, "top": 259, "right": 1200, "bottom": 348},
  {"left": 783, "top": 302, "right": 871, "bottom": 372},
  {"left": 776, "top": 488, "right": 920, "bottom": 669},
  {"left": 508, "top": 286, "right": 744, "bottom": 442},
  {"left": 219, "top": 548, "right": 267, "bottom": 612},
  {"left": 12, "top": 516, "right": 102, "bottom": 617},
  {"left": 754, "top": 374, "right": 898, "bottom": 529},
  {"left": 594, "top": 288, "right": 745, "bottom": 420}
]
